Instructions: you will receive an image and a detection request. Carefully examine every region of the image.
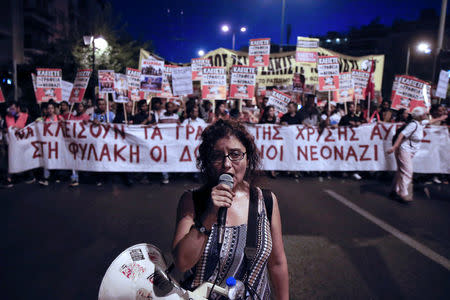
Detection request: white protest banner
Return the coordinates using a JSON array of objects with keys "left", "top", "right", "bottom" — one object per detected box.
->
[
  {"left": 296, "top": 36, "right": 319, "bottom": 64},
  {"left": 69, "top": 69, "right": 91, "bottom": 103},
  {"left": 317, "top": 56, "right": 339, "bottom": 91},
  {"left": 391, "top": 75, "right": 430, "bottom": 112},
  {"left": 267, "top": 89, "right": 291, "bottom": 114},
  {"left": 126, "top": 68, "right": 142, "bottom": 101},
  {"left": 201, "top": 67, "right": 227, "bottom": 100},
  {"left": 98, "top": 70, "right": 115, "bottom": 93},
  {"left": 36, "top": 68, "right": 62, "bottom": 103},
  {"left": 191, "top": 58, "right": 211, "bottom": 81},
  {"left": 352, "top": 70, "right": 370, "bottom": 100},
  {"left": 8, "top": 123, "right": 449, "bottom": 174},
  {"left": 140, "top": 58, "right": 164, "bottom": 92},
  {"left": 113, "top": 73, "right": 129, "bottom": 103},
  {"left": 229, "top": 65, "right": 257, "bottom": 99},
  {"left": 436, "top": 70, "right": 449, "bottom": 99},
  {"left": 334, "top": 72, "right": 354, "bottom": 103},
  {"left": 61, "top": 80, "right": 73, "bottom": 102},
  {"left": 249, "top": 38, "right": 270, "bottom": 67},
  {"left": 172, "top": 66, "right": 193, "bottom": 96}
]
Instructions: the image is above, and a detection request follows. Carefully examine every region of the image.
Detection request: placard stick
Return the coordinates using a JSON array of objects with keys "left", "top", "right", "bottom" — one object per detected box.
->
[
  {"left": 344, "top": 101, "right": 348, "bottom": 114},
  {"left": 327, "top": 91, "right": 331, "bottom": 112},
  {"left": 123, "top": 102, "right": 128, "bottom": 123},
  {"left": 68, "top": 103, "right": 74, "bottom": 120},
  {"left": 106, "top": 94, "right": 110, "bottom": 123},
  {"left": 132, "top": 100, "right": 136, "bottom": 116},
  {"left": 367, "top": 92, "right": 371, "bottom": 122}
]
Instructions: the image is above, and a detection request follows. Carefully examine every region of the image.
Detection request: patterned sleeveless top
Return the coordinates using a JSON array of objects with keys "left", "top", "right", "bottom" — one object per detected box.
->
[{"left": 188, "top": 187, "right": 273, "bottom": 299}]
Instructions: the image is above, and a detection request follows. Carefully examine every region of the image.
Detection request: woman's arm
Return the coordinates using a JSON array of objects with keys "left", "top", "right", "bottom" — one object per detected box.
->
[
  {"left": 172, "top": 191, "right": 218, "bottom": 272},
  {"left": 387, "top": 133, "right": 405, "bottom": 154},
  {"left": 268, "top": 193, "right": 289, "bottom": 300}
]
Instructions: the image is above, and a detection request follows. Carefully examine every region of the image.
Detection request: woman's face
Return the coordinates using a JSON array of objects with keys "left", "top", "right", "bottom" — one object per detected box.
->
[
  {"left": 268, "top": 107, "right": 275, "bottom": 117},
  {"left": 211, "top": 135, "right": 248, "bottom": 185},
  {"left": 77, "top": 103, "right": 85, "bottom": 114},
  {"left": 47, "top": 104, "right": 55, "bottom": 116},
  {"left": 402, "top": 110, "right": 409, "bottom": 120},
  {"left": 219, "top": 103, "right": 226, "bottom": 113}
]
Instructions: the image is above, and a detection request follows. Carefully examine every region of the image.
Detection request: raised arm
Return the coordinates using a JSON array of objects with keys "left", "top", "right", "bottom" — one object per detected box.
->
[{"left": 172, "top": 191, "right": 209, "bottom": 272}]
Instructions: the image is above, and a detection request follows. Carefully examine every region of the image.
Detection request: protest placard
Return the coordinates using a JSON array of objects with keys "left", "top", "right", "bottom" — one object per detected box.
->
[
  {"left": 0, "top": 86, "right": 4, "bottom": 103},
  {"left": 172, "top": 66, "right": 193, "bottom": 96},
  {"left": 296, "top": 36, "right": 319, "bottom": 64},
  {"left": 292, "top": 73, "right": 305, "bottom": 93},
  {"left": 334, "top": 72, "right": 354, "bottom": 103},
  {"left": 61, "top": 80, "right": 73, "bottom": 102},
  {"left": 391, "top": 75, "right": 430, "bottom": 112},
  {"left": 317, "top": 56, "right": 339, "bottom": 91},
  {"left": 191, "top": 58, "right": 211, "bottom": 81},
  {"left": 436, "top": 70, "right": 449, "bottom": 99},
  {"left": 201, "top": 67, "right": 227, "bottom": 100},
  {"left": 36, "top": 68, "right": 62, "bottom": 103},
  {"left": 352, "top": 70, "right": 370, "bottom": 100},
  {"left": 249, "top": 38, "right": 270, "bottom": 67},
  {"left": 140, "top": 47, "right": 385, "bottom": 93},
  {"left": 126, "top": 68, "right": 142, "bottom": 101},
  {"left": 140, "top": 58, "right": 164, "bottom": 92},
  {"left": 229, "top": 65, "right": 257, "bottom": 99},
  {"left": 69, "top": 69, "right": 91, "bottom": 103},
  {"left": 158, "top": 65, "right": 179, "bottom": 98},
  {"left": 98, "top": 70, "right": 115, "bottom": 93},
  {"left": 113, "top": 73, "right": 129, "bottom": 103},
  {"left": 267, "top": 88, "right": 291, "bottom": 114}
]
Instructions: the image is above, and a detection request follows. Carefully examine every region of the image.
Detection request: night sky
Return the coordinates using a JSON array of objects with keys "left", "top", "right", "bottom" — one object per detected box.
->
[{"left": 109, "top": 0, "right": 445, "bottom": 63}]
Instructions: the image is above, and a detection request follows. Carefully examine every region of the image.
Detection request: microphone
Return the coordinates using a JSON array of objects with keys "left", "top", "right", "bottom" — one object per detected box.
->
[{"left": 217, "top": 173, "right": 234, "bottom": 246}]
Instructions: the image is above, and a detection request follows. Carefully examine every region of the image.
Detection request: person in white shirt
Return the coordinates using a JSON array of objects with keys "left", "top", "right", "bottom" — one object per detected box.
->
[
  {"left": 158, "top": 102, "right": 180, "bottom": 124},
  {"left": 387, "top": 106, "right": 446, "bottom": 202},
  {"left": 158, "top": 101, "right": 179, "bottom": 184},
  {"left": 181, "top": 106, "right": 206, "bottom": 126}
]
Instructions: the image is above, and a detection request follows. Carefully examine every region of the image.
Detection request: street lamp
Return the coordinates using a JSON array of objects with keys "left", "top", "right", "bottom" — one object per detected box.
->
[
  {"left": 221, "top": 25, "right": 247, "bottom": 50},
  {"left": 198, "top": 49, "right": 205, "bottom": 56},
  {"left": 83, "top": 35, "right": 108, "bottom": 100},
  {"left": 405, "top": 42, "right": 431, "bottom": 75}
]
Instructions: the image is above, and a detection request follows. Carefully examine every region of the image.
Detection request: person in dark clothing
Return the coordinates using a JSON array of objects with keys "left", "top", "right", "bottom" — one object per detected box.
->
[
  {"left": 133, "top": 99, "right": 155, "bottom": 125},
  {"left": 339, "top": 103, "right": 365, "bottom": 126},
  {"left": 259, "top": 105, "right": 278, "bottom": 124},
  {"left": 395, "top": 108, "right": 410, "bottom": 123},
  {"left": 280, "top": 102, "right": 300, "bottom": 125},
  {"left": 296, "top": 95, "right": 319, "bottom": 126},
  {"left": 113, "top": 101, "right": 134, "bottom": 124}
]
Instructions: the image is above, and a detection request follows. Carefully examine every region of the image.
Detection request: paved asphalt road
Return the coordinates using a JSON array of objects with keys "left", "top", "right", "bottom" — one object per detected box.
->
[{"left": 1, "top": 173, "right": 449, "bottom": 299}]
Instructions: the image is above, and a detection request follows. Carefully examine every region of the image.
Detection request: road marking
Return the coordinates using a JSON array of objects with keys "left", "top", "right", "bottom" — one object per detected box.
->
[{"left": 324, "top": 189, "right": 450, "bottom": 271}]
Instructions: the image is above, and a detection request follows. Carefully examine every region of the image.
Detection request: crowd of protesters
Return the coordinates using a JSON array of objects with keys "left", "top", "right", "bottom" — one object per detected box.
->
[{"left": 1, "top": 94, "right": 449, "bottom": 201}]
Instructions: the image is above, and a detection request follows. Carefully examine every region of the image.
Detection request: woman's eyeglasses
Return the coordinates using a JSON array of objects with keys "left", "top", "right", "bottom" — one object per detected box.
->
[{"left": 211, "top": 150, "right": 246, "bottom": 164}]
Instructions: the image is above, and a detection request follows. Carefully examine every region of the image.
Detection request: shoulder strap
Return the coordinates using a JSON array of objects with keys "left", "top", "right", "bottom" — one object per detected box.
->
[
  {"left": 408, "top": 121, "right": 419, "bottom": 147},
  {"left": 244, "top": 187, "right": 272, "bottom": 267},
  {"left": 262, "top": 189, "right": 273, "bottom": 224},
  {"left": 245, "top": 186, "right": 259, "bottom": 260}
]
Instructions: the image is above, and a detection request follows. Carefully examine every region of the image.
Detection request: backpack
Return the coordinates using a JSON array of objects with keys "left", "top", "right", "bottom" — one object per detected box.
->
[{"left": 392, "top": 121, "right": 418, "bottom": 146}]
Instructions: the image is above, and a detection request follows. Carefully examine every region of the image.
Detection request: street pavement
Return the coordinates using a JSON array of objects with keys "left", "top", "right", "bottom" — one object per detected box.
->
[{"left": 1, "top": 173, "right": 449, "bottom": 299}]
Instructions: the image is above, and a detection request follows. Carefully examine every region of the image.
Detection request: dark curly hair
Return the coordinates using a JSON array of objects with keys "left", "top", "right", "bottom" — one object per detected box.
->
[{"left": 197, "top": 119, "right": 260, "bottom": 184}]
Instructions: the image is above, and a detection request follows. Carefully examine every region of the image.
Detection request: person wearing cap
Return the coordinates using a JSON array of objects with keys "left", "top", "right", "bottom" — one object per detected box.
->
[{"left": 387, "top": 107, "right": 447, "bottom": 202}]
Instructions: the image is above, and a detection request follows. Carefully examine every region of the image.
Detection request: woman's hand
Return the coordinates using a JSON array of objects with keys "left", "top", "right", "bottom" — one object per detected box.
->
[
  {"left": 387, "top": 147, "right": 395, "bottom": 154},
  {"left": 210, "top": 183, "right": 235, "bottom": 213}
]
